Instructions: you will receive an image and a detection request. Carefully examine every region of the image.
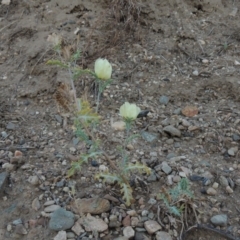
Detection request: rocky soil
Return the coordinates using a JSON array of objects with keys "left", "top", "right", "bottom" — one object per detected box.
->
[{"left": 1, "top": 0, "right": 240, "bottom": 239}]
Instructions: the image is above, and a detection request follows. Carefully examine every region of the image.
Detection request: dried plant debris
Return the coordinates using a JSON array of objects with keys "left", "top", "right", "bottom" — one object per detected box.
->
[
  {"left": 54, "top": 82, "right": 75, "bottom": 113},
  {"left": 111, "top": 0, "right": 141, "bottom": 29}
]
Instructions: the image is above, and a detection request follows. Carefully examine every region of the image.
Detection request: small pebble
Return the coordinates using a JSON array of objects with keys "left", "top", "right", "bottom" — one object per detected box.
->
[
  {"left": 192, "top": 70, "right": 199, "bottom": 76},
  {"left": 211, "top": 214, "right": 227, "bottom": 227},
  {"left": 141, "top": 210, "right": 149, "bottom": 217},
  {"left": 173, "top": 175, "right": 181, "bottom": 183},
  {"left": 159, "top": 96, "right": 169, "bottom": 105},
  {"left": 28, "top": 176, "right": 39, "bottom": 185},
  {"left": 226, "top": 186, "right": 233, "bottom": 194},
  {"left": 44, "top": 205, "right": 61, "bottom": 213},
  {"left": 44, "top": 200, "right": 55, "bottom": 206},
  {"left": 206, "top": 187, "right": 217, "bottom": 196},
  {"left": 7, "top": 224, "right": 12, "bottom": 231},
  {"left": 127, "top": 210, "right": 137, "bottom": 217}
]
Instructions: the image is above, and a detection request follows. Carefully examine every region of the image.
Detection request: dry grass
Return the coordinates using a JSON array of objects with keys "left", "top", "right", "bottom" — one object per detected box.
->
[{"left": 111, "top": 0, "right": 142, "bottom": 30}]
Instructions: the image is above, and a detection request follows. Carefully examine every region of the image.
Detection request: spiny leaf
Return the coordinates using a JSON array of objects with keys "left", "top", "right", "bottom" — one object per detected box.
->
[
  {"left": 73, "top": 68, "right": 91, "bottom": 79},
  {"left": 67, "top": 167, "right": 76, "bottom": 178},
  {"left": 67, "top": 160, "right": 85, "bottom": 177},
  {"left": 46, "top": 59, "right": 68, "bottom": 68},
  {"left": 75, "top": 127, "right": 90, "bottom": 143},
  {"left": 183, "top": 189, "right": 194, "bottom": 199},
  {"left": 98, "top": 78, "right": 113, "bottom": 93},
  {"left": 169, "top": 187, "right": 181, "bottom": 202},
  {"left": 95, "top": 172, "right": 121, "bottom": 184},
  {"left": 71, "top": 50, "right": 81, "bottom": 62},
  {"left": 179, "top": 178, "right": 189, "bottom": 191},
  {"left": 169, "top": 206, "right": 181, "bottom": 217},
  {"left": 76, "top": 100, "right": 99, "bottom": 123},
  {"left": 125, "top": 162, "right": 151, "bottom": 175},
  {"left": 120, "top": 183, "right": 133, "bottom": 206},
  {"left": 126, "top": 134, "right": 140, "bottom": 144},
  {"left": 81, "top": 151, "right": 103, "bottom": 162}
]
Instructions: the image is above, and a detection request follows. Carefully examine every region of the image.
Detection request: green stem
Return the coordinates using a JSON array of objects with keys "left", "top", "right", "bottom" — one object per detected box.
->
[{"left": 96, "top": 82, "right": 101, "bottom": 113}]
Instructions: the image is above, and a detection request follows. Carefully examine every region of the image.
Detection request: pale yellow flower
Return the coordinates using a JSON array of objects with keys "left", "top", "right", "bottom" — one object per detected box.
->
[
  {"left": 94, "top": 58, "right": 112, "bottom": 80},
  {"left": 120, "top": 102, "right": 141, "bottom": 120}
]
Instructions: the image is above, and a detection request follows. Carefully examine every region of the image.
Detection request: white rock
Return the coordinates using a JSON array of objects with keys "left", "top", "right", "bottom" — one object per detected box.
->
[
  {"left": 78, "top": 214, "right": 108, "bottom": 232},
  {"left": 156, "top": 231, "right": 172, "bottom": 240},
  {"left": 234, "top": 60, "right": 240, "bottom": 65},
  {"left": 127, "top": 144, "right": 134, "bottom": 150},
  {"left": 141, "top": 210, "right": 149, "bottom": 217},
  {"left": 198, "top": 40, "right": 205, "bottom": 45},
  {"left": 44, "top": 205, "right": 61, "bottom": 213},
  {"left": 144, "top": 220, "right": 161, "bottom": 234},
  {"left": 166, "top": 175, "right": 173, "bottom": 185},
  {"left": 192, "top": 70, "right": 199, "bottom": 76},
  {"left": 127, "top": 210, "right": 137, "bottom": 216},
  {"left": 228, "top": 147, "right": 238, "bottom": 156},
  {"left": 111, "top": 121, "right": 126, "bottom": 131},
  {"left": 63, "top": 187, "right": 69, "bottom": 193},
  {"left": 156, "top": 231, "right": 173, "bottom": 240},
  {"left": 44, "top": 200, "right": 55, "bottom": 206},
  {"left": 123, "top": 226, "right": 135, "bottom": 239},
  {"left": 99, "top": 165, "right": 108, "bottom": 172},
  {"left": 69, "top": 147, "right": 76, "bottom": 154},
  {"left": 32, "top": 197, "right": 41, "bottom": 211},
  {"left": 131, "top": 217, "right": 139, "bottom": 227},
  {"left": 206, "top": 187, "right": 217, "bottom": 196},
  {"left": 179, "top": 172, "right": 186, "bottom": 178},
  {"left": 181, "top": 119, "right": 191, "bottom": 127},
  {"left": 212, "top": 182, "right": 219, "bottom": 189},
  {"left": 2, "top": 0, "right": 11, "bottom": 5},
  {"left": 54, "top": 231, "right": 67, "bottom": 240},
  {"left": 41, "top": 211, "right": 51, "bottom": 217},
  {"left": 7, "top": 224, "right": 12, "bottom": 231},
  {"left": 71, "top": 221, "right": 85, "bottom": 235},
  {"left": 2, "top": 163, "right": 15, "bottom": 172},
  {"left": 226, "top": 186, "right": 233, "bottom": 194},
  {"left": 39, "top": 194, "right": 44, "bottom": 201},
  {"left": 21, "top": 164, "right": 33, "bottom": 170},
  {"left": 229, "top": 7, "right": 238, "bottom": 17},
  {"left": 28, "top": 176, "right": 39, "bottom": 185},
  {"left": 202, "top": 59, "right": 209, "bottom": 64},
  {"left": 235, "top": 179, "right": 240, "bottom": 186}
]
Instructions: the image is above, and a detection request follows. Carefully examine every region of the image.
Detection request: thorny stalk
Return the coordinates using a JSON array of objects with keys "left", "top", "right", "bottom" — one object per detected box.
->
[{"left": 67, "top": 65, "right": 118, "bottom": 171}]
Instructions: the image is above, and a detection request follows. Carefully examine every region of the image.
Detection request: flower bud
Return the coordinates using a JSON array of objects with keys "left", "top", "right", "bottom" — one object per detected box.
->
[
  {"left": 120, "top": 102, "right": 141, "bottom": 121},
  {"left": 94, "top": 58, "right": 112, "bottom": 80}
]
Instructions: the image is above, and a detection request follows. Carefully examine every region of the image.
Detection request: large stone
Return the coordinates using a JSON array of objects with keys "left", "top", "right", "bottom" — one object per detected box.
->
[
  {"left": 123, "top": 226, "right": 135, "bottom": 239},
  {"left": 49, "top": 208, "right": 75, "bottom": 231},
  {"left": 78, "top": 214, "right": 108, "bottom": 232},
  {"left": 71, "top": 197, "right": 110, "bottom": 214}
]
